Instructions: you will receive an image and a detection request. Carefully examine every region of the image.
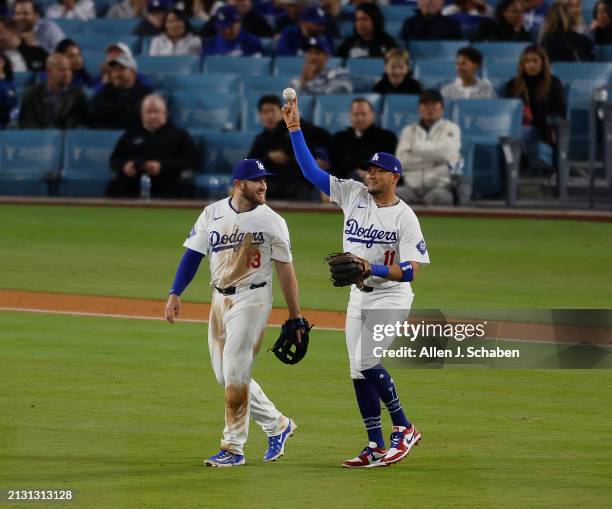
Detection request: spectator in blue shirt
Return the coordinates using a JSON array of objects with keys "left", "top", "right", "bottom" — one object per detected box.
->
[
  {"left": 276, "top": 5, "right": 335, "bottom": 56},
  {"left": 203, "top": 4, "right": 263, "bottom": 56},
  {"left": 13, "top": 0, "right": 65, "bottom": 53}
]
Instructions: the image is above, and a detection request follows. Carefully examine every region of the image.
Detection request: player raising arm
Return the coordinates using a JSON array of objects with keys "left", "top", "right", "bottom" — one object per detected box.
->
[
  {"left": 283, "top": 93, "right": 430, "bottom": 468},
  {"left": 164, "top": 159, "right": 308, "bottom": 468}
]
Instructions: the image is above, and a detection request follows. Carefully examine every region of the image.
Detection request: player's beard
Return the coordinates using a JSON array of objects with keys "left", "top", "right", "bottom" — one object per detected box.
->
[{"left": 243, "top": 186, "right": 266, "bottom": 206}]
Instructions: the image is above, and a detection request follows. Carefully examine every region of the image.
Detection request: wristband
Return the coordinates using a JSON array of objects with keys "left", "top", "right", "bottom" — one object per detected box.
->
[
  {"left": 399, "top": 261, "right": 414, "bottom": 282},
  {"left": 370, "top": 264, "right": 389, "bottom": 278}
]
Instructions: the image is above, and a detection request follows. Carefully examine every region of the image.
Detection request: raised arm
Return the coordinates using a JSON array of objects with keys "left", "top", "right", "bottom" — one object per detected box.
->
[{"left": 282, "top": 96, "right": 331, "bottom": 196}]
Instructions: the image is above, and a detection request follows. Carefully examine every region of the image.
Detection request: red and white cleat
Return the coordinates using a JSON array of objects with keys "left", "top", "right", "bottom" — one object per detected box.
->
[
  {"left": 380, "top": 425, "right": 421, "bottom": 466},
  {"left": 342, "top": 442, "right": 388, "bottom": 468}
]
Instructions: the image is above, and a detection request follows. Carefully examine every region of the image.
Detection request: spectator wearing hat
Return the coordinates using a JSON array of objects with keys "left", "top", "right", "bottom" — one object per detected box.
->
[
  {"left": 330, "top": 97, "right": 397, "bottom": 180},
  {"left": 203, "top": 4, "right": 262, "bottom": 56},
  {"left": 96, "top": 42, "right": 152, "bottom": 91},
  {"left": 0, "top": 15, "right": 47, "bottom": 73},
  {"left": 336, "top": 3, "right": 396, "bottom": 59},
  {"left": 440, "top": 47, "right": 495, "bottom": 99},
  {"left": 290, "top": 36, "right": 352, "bottom": 95},
  {"left": 134, "top": 0, "right": 171, "bottom": 36},
  {"left": 201, "top": 0, "right": 274, "bottom": 38},
  {"left": 276, "top": 6, "right": 335, "bottom": 56},
  {"left": 373, "top": 48, "right": 423, "bottom": 95},
  {"left": 474, "top": 0, "right": 534, "bottom": 42},
  {"left": 108, "top": 94, "right": 198, "bottom": 198},
  {"left": 247, "top": 94, "right": 332, "bottom": 201},
  {"left": 12, "top": 0, "right": 65, "bottom": 53},
  {"left": 400, "top": 0, "right": 462, "bottom": 42},
  {"left": 106, "top": 0, "right": 148, "bottom": 19},
  {"left": 91, "top": 52, "right": 153, "bottom": 129},
  {"left": 150, "top": 8, "right": 202, "bottom": 55},
  {"left": 395, "top": 90, "right": 461, "bottom": 206},
  {"left": 274, "top": 0, "right": 303, "bottom": 34},
  {"left": 45, "top": 0, "right": 96, "bottom": 21},
  {"left": 18, "top": 52, "right": 89, "bottom": 128}
]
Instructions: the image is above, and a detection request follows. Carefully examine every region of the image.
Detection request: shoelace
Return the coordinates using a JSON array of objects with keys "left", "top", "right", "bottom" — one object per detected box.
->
[
  {"left": 213, "top": 450, "right": 232, "bottom": 460},
  {"left": 267, "top": 435, "right": 282, "bottom": 451},
  {"left": 390, "top": 431, "right": 403, "bottom": 449}
]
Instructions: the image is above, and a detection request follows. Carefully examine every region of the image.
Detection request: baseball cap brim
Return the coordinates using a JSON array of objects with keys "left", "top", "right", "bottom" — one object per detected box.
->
[
  {"left": 234, "top": 171, "right": 277, "bottom": 180},
  {"left": 359, "top": 160, "right": 392, "bottom": 172}
]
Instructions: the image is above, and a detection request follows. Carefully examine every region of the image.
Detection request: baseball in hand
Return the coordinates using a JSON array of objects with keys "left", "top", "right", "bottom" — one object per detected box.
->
[{"left": 283, "top": 88, "right": 297, "bottom": 102}]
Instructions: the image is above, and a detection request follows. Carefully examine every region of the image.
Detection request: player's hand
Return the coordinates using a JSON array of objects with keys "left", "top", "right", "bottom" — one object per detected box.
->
[
  {"left": 123, "top": 161, "right": 136, "bottom": 177},
  {"left": 144, "top": 160, "right": 161, "bottom": 176},
  {"left": 165, "top": 294, "right": 181, "bottom": 324},
  {"left": 282, "top": 96, "right": 301, "bottom": 130}
]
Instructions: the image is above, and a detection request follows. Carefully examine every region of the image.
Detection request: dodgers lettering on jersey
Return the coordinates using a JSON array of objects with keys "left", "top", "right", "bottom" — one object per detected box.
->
[
  {"left": 330, "top": 177, "right": 430, "bottom": 290},
  {"left": 183, "top": 197, "right": 292, "bottom": 289}
]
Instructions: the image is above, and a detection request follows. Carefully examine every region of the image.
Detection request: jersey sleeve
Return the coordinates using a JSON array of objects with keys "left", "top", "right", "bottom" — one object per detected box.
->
[
  {"left": 329, "top": 176, "right": 366, "bottom": 210},
  {"left": 270, "top": 216, "right": 293, "bottom": 263},
  {"left": 182, "top": 209, "right": 209, "bottom": 255},
  {"left": 398, "top": 211, "right": 430, "bottom": 264}
]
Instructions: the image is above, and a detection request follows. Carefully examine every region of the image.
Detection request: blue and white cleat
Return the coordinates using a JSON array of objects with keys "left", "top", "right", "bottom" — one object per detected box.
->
[
  {"left": 263, "top": 418, "right": 297, "bottom": 462},
  {"left": 204, "top": 449, "right": 245, "bottom": 467}
]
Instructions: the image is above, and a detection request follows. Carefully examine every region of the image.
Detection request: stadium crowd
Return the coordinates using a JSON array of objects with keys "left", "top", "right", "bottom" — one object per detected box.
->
[{"left": 0, "top": 0, "right": 609, "bottom": 201}]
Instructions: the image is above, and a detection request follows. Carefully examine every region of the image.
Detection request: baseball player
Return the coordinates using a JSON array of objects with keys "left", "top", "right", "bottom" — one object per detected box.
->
[
  {"left": 164, "top": 159, "right": 307, "bottom": 467},
  {"left": 282, "top": 96, "right": 430, "bottom": 468}
]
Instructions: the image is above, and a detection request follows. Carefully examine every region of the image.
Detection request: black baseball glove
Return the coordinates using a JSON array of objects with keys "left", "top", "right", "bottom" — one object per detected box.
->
[
  {"left": 270, "top": 317, "right": 312, "bottom": 365},
  {"left": 325, "top": 252, "right": 372, "bottom": 289}
]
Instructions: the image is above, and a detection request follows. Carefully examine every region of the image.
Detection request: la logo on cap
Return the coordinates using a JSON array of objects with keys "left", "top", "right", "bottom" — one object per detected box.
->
[
  {"left": 257, "top": 160, "right": 264, "bottom": 170},
  {"left": 372, "top": 153, "right": 379, "bottom": 161}
]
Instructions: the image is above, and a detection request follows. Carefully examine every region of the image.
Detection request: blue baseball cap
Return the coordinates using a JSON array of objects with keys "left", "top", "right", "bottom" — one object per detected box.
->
[
  {"left": 302, "top": 36, "right": 331, "bottom": 55},
  {"left": 147, "top": 0, "right": 172, "bottom": 12},
  {"left": 233, "top": 159, "right": 276, "bottom": 180},
  {"left": 215, "top": 5, "right": 241, "bottom": 29},
  {"left": 300, "top": 6, "right": 327, "bottom": 25},
  {"left": 359, "top": 152, "right": 402, "bottom": 174}
]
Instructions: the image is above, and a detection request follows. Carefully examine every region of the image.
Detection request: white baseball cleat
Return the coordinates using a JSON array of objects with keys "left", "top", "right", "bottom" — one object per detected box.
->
[
  {"left": 342, "top": 442, "right": 388, "bottom": 468},
  {"left": 379, "top": 425, "right": 421, "bottom": 466}
]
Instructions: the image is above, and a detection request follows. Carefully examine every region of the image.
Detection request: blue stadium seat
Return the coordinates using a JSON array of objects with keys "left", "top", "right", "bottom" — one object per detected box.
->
[
  {"left": 73, "top": 34, "right": 140, "bottom": 55},
  {"left": 260, "top": 37, "right": 276, "bottom": 56},
  {"left": 12, "top": 72, "right": 33, "bottom": 92},
  {"left": 204, "top": 56, "right": 272, "bottom": 76},
  {"left": 136, "top": 55, "right": 201, "bottom": 75},
  {"left": 274, "top": 56, "right": 342, "bottom": 76},
  {"left": 380, "top": 5, "right": 415, "bottom": 21},
  {"left": 0, "top": 130, "right": 63, "bottom": 196},
  {"left": 380, "top": 94, "right": 420, "bottom": 135},
  {"left": 192, "top": 130, "right": 253, "bottom": 197},
  {"left": 386, "top": 20, "right": 405, "bottom": 39},
  {"left": 81, "top": 50, "right": 106, "bottom": 78},
  {"left": 239, "top": 75, "right": 295, "bottom": 96},
  {"left": 408, "top": 40, "right": 465, "bottom": 62},
  {"left": 170, "top": 91, "right": 240, "bottom": 130},
  {"left": 552, "top": 62, "right": 612, "bottom": 159},
  {"left": 313, "top": 94, "right": 382, "bottom": 133},
  {"left": 166, "top": 73, "right": 240, "bottom": 93},
  {"left": 340, "top": 20, "right": 354, "bottom": 38},
  {"left": 84, "top": 18, "right": 140, "bottom": 35},
  {"left": 483, "top": 62, "right": 517, "bottom": 95},
  {"left": 346, "top": 58, "right": 384, "bottom": 91},
  {"left": 472, "top": 42, "right": 530, "bottom": 64},
  {"left": 61, "top": 130, "right": 122, "bottom": 197},
  {"left": 54, "top": 19, "right": 87, "bottom": 35},
  {"left": 240, "top": 93, "right": 314, "bottom": 133},
  {"left": 414, "top": 60, "right": 457, "bottom": 89},
  {"left": 450, "top": 98, "right": 523, "bottom": 195},
  {"left": 93, "top": 0, "right": 116, "bottom": 17},
  {"left": 595, "top": 45, "right": 612, "bottom": 62}
]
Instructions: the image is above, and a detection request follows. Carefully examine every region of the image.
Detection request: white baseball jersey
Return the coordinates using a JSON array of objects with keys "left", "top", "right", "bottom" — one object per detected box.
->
[
  {"left": 330, "top": 177, "right": 430, "bottom": 290},
  {"left": 183, "top": 197, "right": 292, "bottom": 289}
]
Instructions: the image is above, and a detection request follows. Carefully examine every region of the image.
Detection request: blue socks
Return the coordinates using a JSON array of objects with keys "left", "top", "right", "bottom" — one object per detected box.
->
[
  {"left": 352, "top": 379, "right": 385, "bottom": 448},
  {"left": 361, "top": 364, "right": 412, "bottom": 429}
]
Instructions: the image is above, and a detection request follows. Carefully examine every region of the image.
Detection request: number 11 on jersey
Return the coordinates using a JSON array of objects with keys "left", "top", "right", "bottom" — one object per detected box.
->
[{"left": 383, "top": 250, "right": 396, "bottom": 265}]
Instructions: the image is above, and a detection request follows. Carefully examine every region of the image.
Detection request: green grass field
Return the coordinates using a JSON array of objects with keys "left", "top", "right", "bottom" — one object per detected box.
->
[
  {"left": 1, "top": 204, "right": 612, "bottom": 508},
  {"left": 1, "top": 204, "right": 612, "bottom": 308},
  {"left": 2, "top": 312, "right": 611, "bottom": 509}
]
